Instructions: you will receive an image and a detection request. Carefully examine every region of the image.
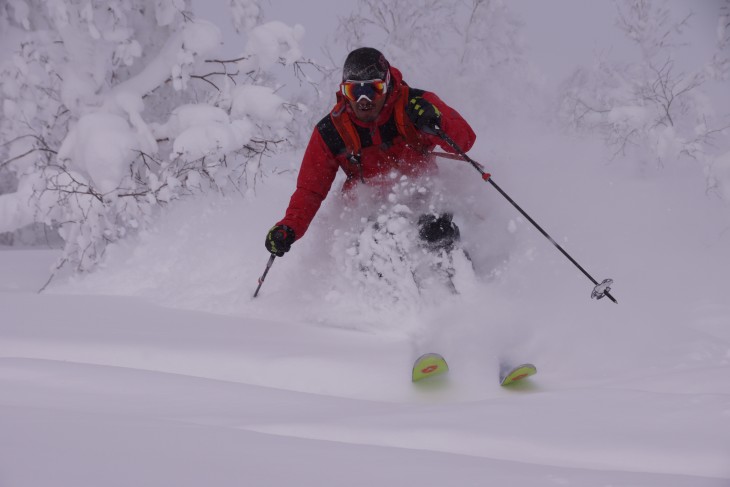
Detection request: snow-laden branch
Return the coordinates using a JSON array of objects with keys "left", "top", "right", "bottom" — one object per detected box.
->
[{"left": 0, "top": 1, "right": 313, "bottom": 273}]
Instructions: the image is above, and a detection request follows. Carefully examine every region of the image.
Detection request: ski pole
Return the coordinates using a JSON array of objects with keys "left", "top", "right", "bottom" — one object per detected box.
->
[
  {"left": 253, "top": 254, "right": 276, "bottom": 298},
  {"left": 433, "top": 126, "right": 617, "bottom": 304}
]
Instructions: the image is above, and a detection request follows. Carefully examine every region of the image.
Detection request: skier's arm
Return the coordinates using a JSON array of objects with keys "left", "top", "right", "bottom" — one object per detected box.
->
[
  {"left": 418, "top": 92, "right": 476, "bottom": 153},
  {"left": 276, "top": 130, "right": 339, "bottom": 240}
]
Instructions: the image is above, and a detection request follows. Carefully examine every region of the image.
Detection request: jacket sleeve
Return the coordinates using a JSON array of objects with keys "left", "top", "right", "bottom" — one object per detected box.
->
[
  {"left": 277, "top": 128, "right": 339, "bottom": 240},
  {"left": 422, "top": 92, "right": 476, "bottom": 153}
]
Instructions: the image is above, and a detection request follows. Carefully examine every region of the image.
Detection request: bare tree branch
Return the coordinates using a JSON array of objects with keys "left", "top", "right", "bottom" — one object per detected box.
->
[{"left": 1, "top": 147, "right": 58, "bottom": 169}]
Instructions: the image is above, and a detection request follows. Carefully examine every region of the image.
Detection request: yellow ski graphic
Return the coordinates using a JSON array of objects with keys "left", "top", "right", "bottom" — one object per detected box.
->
[
  {"left": 412, "top": 353, "right": 449, "bottom": 382},
  {"left": 499, "top": 363, "right": 537, "bottom": 386}
]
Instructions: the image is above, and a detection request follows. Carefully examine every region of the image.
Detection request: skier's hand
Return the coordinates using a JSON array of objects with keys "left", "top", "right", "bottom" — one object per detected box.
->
[
  {"left": 406, "top": 96, "right": 441, "bottom": 134},
  {"left": 265, "top": 225, "right": 295, "bottom": 257}
]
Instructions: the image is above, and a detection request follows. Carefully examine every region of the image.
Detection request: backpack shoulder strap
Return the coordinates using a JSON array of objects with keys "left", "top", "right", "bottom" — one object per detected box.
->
[
  {"left": 317, "top": 100, "right": 361, "bottom": 159},
  {"left": 317, "top": 100, "right": 365, "bottom": 182},
  {"left": 394, "top": 85, "right": 426, "bottom": 152},
  {"left": 315, "top": 112, "right": 346, "bottom": 157}
]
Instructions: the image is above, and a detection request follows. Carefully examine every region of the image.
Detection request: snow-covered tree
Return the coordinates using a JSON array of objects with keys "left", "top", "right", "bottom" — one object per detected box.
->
[
  {"left": 336, "top": 0, "right": 524, "bottom": 79},
  {"left": 709, "top": 0, "right": 730, "bottom": 82},
  {"left": 457, "top": 0, "right": 524, "bottom": 74},
  {"left": 0, "top": 0, "right": 307, "bottom": 274},
  {"left": 558, "top": 0, "right": 730, "bottom": 196},
  {"left": 334, "top": 0, "right": 533, "bottom": 128},
  {"left": 336, "top": 0, "right": 458, "bottom": 75}
]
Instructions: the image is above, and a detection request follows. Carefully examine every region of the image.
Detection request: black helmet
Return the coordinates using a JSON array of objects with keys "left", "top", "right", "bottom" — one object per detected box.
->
[{"left": 342, "top": 47, "right": 390, "bottom": 81}]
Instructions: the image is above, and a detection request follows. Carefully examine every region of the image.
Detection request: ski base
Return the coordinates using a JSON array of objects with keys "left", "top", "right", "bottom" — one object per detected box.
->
[
  {"left": 499, "top": 363, "right": 537, "bottom": 386},
  {"left": 412, "top": 353, "right": 449, "bottom": 382}
]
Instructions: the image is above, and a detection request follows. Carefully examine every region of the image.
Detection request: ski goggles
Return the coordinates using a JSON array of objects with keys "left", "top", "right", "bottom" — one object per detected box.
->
[{"left": 340, "top": 73, "right": 390, "bottom": 103}]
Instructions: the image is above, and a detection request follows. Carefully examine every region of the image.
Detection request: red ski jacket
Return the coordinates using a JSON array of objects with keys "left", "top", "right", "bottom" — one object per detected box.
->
[{"left": 277, "top": 66, "right": 476, "bottom": 240}]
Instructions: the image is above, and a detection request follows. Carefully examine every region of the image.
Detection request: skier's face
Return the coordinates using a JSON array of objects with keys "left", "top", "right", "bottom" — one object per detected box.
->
[
  {"left": 340, "top": 75, "right": 389, "bottom": 122},
  {"left": 348, "top": 95, "right": 386, "bottom": 122}
]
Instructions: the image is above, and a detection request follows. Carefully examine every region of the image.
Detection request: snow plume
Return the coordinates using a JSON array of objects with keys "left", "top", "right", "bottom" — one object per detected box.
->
[
  {"left": 557, "top": 0, "right": 730, "bottom": 197},
  {"left": 311, "top": 174, "right": 479, "bottom": 324},
  {"left": 0, "top": 0, "right": 306, "bottom": 273}
]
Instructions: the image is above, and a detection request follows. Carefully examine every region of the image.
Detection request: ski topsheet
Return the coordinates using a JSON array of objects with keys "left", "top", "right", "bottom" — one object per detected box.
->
[
  {"left": 412, "top": 353, "right": 449, "bottom": 382},
  {"left": 499, "top": 363, "right": 537, "bottom": 386}
]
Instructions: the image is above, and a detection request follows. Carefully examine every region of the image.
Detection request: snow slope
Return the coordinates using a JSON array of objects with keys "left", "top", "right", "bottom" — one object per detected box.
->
[
  {"left": 1, "top": 256, "right": 730, "bottom": 486},
  {"left": 2, "top": 267, "right": 730, "bottom": 486},
  {"left": 2, "top": 125, "right": 730, "bottom": 485}
]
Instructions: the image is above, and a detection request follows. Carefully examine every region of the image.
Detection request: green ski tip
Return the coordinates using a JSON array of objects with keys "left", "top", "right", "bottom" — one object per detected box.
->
[
  {"left": 412, "top": 353, "right": 449, "bottom": 382},
  {"left": 499, "top": 363, "right": 537, "bottom": 386}
]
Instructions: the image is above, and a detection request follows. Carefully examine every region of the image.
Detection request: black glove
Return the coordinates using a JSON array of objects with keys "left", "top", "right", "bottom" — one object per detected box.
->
[
  {"left": 406, "top": 96, "right": 441, "bottom": 133},
  {"left": 265, "top": 225, "right": 295, "bottom": 257}
]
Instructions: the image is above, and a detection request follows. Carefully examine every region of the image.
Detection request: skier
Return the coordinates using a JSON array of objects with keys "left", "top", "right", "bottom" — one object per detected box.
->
[{"left": 264, "top": 47, "right": 476, "bottom": 257}]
